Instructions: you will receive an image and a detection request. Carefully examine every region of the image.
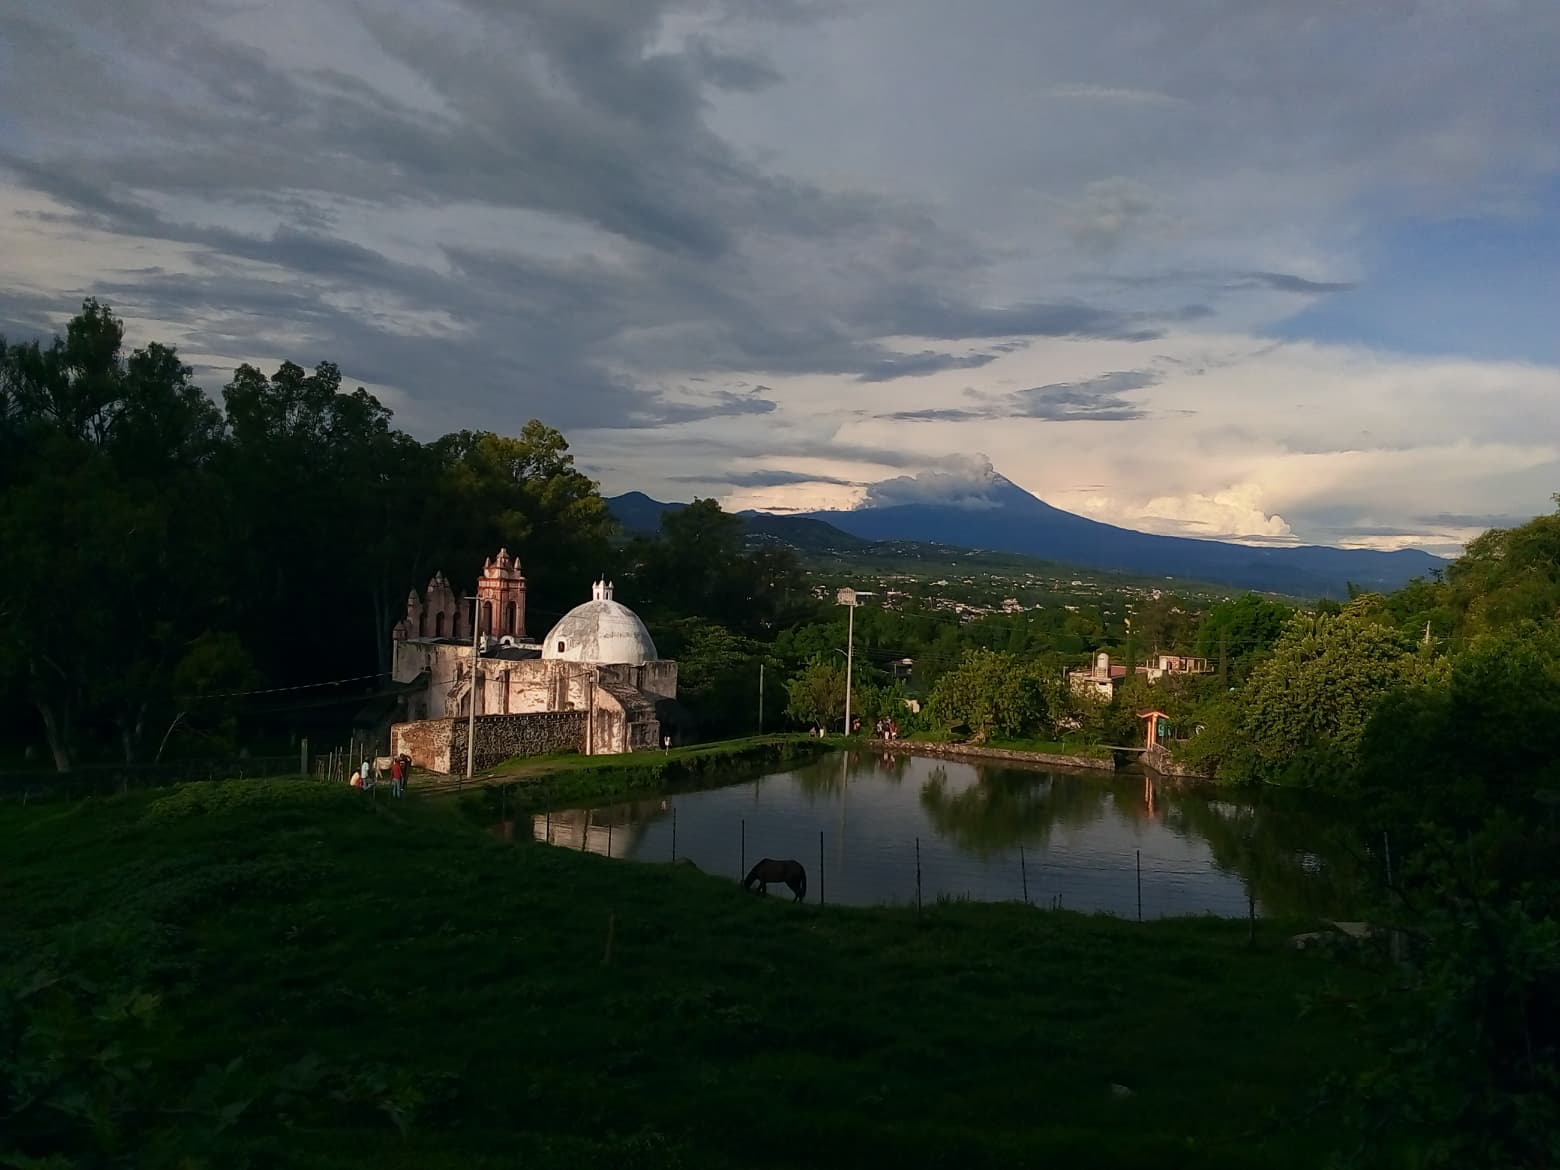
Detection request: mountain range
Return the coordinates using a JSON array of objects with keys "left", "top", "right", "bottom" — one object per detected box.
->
[{"left": 607, "top": 474, "right": 1447, "bottom": 598}]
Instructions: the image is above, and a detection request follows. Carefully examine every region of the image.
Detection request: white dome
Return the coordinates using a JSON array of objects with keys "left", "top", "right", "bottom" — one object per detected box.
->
[{"left": 542, "top": 582, "right": 659, "bottom": 664}]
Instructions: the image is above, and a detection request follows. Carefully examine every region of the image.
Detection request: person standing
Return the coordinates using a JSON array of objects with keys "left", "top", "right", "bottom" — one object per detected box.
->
[{"left": 389, "top": 754, "right": 403, "bottom": 797}]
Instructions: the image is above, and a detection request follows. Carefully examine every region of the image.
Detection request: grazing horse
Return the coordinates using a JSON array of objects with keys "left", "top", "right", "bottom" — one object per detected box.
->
[{"left": 743, "top": 858, "right": 807, "bottom": 902}]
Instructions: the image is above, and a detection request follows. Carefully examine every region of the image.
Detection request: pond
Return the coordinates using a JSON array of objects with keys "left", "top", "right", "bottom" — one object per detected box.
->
[{"left": 533, "top": 750, "right": 1365, "bottom": 919}]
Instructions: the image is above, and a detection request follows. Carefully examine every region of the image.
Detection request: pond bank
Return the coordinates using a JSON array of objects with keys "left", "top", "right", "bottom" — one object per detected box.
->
[
  {"left": 871, "top": 737, "right": 1117, "bottom": 772},
  {"left": 429, "top": 733, "right": 836, "bottom": 811}
]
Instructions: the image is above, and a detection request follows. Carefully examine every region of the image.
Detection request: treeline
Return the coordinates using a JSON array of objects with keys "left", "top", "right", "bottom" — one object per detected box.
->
[
  {"left": 1169, "top": 505, "right": 1559, "bottom": 1166},
  {"left": 0, "top": 302, "right": 617, "bottom": 770},
  {"left": 0, "top": 301, "right": 828, "bottom": 771}
]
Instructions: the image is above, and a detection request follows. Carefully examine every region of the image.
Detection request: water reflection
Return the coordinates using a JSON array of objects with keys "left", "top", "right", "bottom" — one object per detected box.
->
[
  {"left": 530, "top": 798, "right": 671, "bottom": 858},
  {"left": 537, "top": 752, "right": 1363, "bottom": 920}
]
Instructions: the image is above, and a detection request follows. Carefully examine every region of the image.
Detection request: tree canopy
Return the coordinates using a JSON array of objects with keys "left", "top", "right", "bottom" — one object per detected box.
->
[{"left": 0, "top": 302, "right": 618, "bottom": 769}]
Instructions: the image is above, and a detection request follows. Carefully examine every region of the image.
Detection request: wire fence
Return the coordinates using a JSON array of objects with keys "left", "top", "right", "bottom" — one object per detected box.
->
[
  {"left": 527, "top": 805, "right": 1276, "bottom": 923},
  {"left": 0, "top": 755, "right": 305, "bottom": 804},
  {"left": 0, "top": 734, "right": 386, "bottom": 804}
]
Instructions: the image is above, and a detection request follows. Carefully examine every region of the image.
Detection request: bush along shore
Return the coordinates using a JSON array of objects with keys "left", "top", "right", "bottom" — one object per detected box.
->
[{"left": 0, "top": 777, "right": 1388, "bottom": 1170}]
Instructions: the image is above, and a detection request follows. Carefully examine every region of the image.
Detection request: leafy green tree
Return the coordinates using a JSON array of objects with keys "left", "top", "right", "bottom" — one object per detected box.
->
[
  {"left": 432, "top": 422, "right": 614, "bottom": 623},
  {"left": 622, "top": 499, "right": 805, "bottom": 636},
  {"left": 1193, "top": 593, "right": 1293, "bottom": 685},
  {"left": 927, "top": 648, "right": 1047, "bottom": 743},
  {"left": 0, "top": 301, "right": 234, "bottom": 768},
  {"left": 667, "top": 621, "right": 766, "bottom": 737},
  {"left": 784, "top": 658, "right": 847, "bottom": 730},
  {"left": 1444, "top": 499, "right": 1560, "bottom": 637},
  {"left": 1235, "top": 597, "right": 1424, "bottom": 785}
]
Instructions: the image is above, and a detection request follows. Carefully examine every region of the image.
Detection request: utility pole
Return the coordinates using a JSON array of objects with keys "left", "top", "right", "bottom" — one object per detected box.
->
[
  {"left": 465, "top": 591, "right": 482, "bottom": 781},
  {"left": 758, "top": 662, "right": 764, "bottom": 734},
  {"left": 836, "top": 587, "right": 876, "bottom": 736}
]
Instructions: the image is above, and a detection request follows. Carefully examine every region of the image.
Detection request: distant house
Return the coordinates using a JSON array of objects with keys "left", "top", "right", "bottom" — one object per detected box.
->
[
  {"left": 1140, "top": 654, "right": 1214, "bottom": 683},
  {"left": 1069, "top": 651, "right": 1214, "bottom": 700},
  {"left": 1069, "top": 651, "right": 1129, "bottom": 699}
]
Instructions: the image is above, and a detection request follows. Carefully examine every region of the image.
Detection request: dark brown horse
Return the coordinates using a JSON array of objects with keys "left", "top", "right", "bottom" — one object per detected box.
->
[{"left": 743, "top": 858, "right": 807, "bottom": 902}]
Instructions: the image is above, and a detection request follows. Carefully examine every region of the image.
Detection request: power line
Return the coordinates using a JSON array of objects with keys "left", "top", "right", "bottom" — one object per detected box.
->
[{"left": 177, "top": 671, "right": 388, "bottom": 701}]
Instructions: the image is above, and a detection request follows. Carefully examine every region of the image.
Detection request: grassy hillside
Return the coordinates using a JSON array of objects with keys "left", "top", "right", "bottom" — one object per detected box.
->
[{"left": 2, "top": 779, "right": 1384, "bottom": 1169}]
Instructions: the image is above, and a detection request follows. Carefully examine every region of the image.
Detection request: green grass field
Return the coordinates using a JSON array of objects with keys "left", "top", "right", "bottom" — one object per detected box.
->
[{"left": 2, "top": 776, "right": 1384, "bottom": 1169}]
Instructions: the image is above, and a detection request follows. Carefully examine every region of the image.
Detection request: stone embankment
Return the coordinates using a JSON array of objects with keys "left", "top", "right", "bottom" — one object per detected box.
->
[
  {"left": 1141, "top": 744, "right": 1212, "bottom": 780},
  {"left": 869, "top": 738, "right": 1116, "bottom": 772}
]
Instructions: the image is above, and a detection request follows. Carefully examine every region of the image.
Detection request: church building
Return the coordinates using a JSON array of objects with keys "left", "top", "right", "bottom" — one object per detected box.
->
[{"left": 390, "top": 550, "right": 678, "bottom": 770}]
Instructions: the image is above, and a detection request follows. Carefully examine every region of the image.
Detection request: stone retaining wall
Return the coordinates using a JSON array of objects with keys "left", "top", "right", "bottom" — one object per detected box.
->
[
  {"left": 870, "top": 738, "right": 1116, "bottom": 772},
  {"left": 1141, "top": 744, "right": 1212, "bottom": 780},
  {"left": 451, "top": 712, "right": 586, "bottom": 772},
  {"left": 393, "top": 712, "right": 587, "bottom": 774},
  {"left": 393, "top": 718, "right": 457, "bottom": 774}
]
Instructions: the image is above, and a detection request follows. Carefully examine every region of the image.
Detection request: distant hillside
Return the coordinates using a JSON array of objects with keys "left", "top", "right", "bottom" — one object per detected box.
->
[
  {"left": 605, "top": 492, "right": 866, "bottom": 553},
  {"left": 606, "top": 491, "right": 683, "bottom": 535},
  {"left": 795, "top": 473, "right": 1444, "bottom": 599},
  {"left": 607, "top": 480, "right": 1446, "bottom": 598}
]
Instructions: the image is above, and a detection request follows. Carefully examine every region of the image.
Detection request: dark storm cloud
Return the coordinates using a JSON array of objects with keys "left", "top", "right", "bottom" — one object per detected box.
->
[
  {"left": 883, "top": 407, "right": 986, "bottom": 422},
  {"left": 669, "top": 469, "right": 857, "bottom": 488},
  {"left": 1238, "top": 271, "right": 1359, "bottom": 294},
  {"left": 1416, "top": 511, "right": 1533, "bottom": 529},
  {"left": 885, "top": 369, "right": 1160, "bottom": 423},
  {"left": 1014, "top": 369, "right": 1160, "bottom": 421},
  {"left": 884, "top": 294, "right": 1161, "bottom": 342},
  {"left": 1, "top": 0, "right": 1188, "bottom": 432},
  {"left": 856, "top": 351, "right": 999, "bottom": 382}
]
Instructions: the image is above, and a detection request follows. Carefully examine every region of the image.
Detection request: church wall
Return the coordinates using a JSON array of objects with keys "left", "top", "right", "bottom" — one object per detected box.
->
[
  {"left": 451, "top": 712, "right": 587, "bottom": 771},
  {"left": 589, "top": 699, "right": 627, "bottom": 756},
  {"left": 393, "top": 712, "right": 587, "bottom": 774},
  {"left": 393, "top": 642, "right": 474, "bottom": 720},
  {"left": 393, "top": 718, "right": 456, "bottom": 774},
  {"left": 592, "top": 661, "right": 677, "bottom": 700}
]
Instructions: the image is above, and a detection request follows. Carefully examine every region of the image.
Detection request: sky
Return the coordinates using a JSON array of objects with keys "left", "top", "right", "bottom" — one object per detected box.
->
[{"left": 3, "top": 0, "right": 1559, "bottom": 556}]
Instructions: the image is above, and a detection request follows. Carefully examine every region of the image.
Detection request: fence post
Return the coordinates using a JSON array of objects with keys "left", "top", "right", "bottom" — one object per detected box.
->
[
  {"left": 607, "top": 819, "right": 612, "bottom": 857},
  {"left": 545, "top": 810, "right": 551, "bottom": 845},
  {"left": 1383, "top": 831, "right": 1393, "bottom": 890},
  {"left": 1136, "top": 849, "right": 1142, "bottom": 923},
  {"left": 1019, "top": 844, "right": 1029, "bottom": 905},
  {"left": 818, "top": 829, "right": 825, "bottom": 906},
  {"left": 671, "top": 806, "right": 677, "bottom": 861},
  {"left": 740, "top": 817, "right": 746, "bottom": 878},
  {"left": 915, "top": 836, "right": 922, "bottom": 916},
  {"left": 300, "top": 737, "right": 309, "bottom": 777}
]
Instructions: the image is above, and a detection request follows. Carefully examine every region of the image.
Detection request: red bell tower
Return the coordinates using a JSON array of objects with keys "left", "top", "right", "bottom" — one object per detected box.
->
[{"left": 476, "top": 548, "right": 527, "bottom": 638}]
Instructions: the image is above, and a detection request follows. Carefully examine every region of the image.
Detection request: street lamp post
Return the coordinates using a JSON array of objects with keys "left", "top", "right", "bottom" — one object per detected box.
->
[{"left": 836, "top": 587, "right": 875, "bottom": 736}]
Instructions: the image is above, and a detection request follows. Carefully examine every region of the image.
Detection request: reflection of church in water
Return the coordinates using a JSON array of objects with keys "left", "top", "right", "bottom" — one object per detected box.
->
[{"left": 529, "top": 799, "right": 672, "bottom": 858}]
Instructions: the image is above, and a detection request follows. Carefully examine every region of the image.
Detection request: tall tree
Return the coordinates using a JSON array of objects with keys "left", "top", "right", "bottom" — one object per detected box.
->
[
  {"left": 927, "top": 648, "right": 1048, "bottom": 743},
  {"left": 1235, "top": 597, "right": 1426, "bottom": 785},
  {"left": 0, "top": 301, "right": 233, "bottom": 767}
]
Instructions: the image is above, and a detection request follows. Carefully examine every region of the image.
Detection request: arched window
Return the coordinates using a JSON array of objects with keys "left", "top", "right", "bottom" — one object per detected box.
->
[
  {"left": 482, "top": 601, "right": 493, "bottom": 635},
  {"left": 418, "top": 611, "right": 426, "bottom": 638},
  {"left": 435, "top": 611, "right": 446, "bottom": 638},
  {"left": 504, "top": 601, "right": 517, "bottom": 634},
  {"left": 557, "top": 640, "right": 566, "bottom": 654}
]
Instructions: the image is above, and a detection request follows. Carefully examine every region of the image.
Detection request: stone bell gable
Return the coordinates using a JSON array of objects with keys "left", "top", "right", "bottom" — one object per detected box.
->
[{"left": 392, "top": 570, "right": 468, "bottom": 642}]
